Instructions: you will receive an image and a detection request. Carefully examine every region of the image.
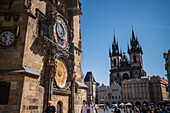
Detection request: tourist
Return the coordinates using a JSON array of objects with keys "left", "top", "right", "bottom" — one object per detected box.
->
[
  {"left": 111, "top": 105, "right": 120, "bottom": 113},
  {"left": 45, "top": 101, "right": 56, "bottom": 113},
  {"left": 89, "top": 100, "right": 98, "bottom": 113},
  {"left": 106, "top": 105, "right": 109, "bottom": 112},
  {"left": 81, "top": 100, "right": 89, "bottom": 113},
  {"left": 103, "top": 105, "right": 106, "bottom": 112},
  {"left": 140, "top": 104, "right": 148, "bottom": 113},
  {"left": 134, "top": 106, "right": 139, "bottom": 113}
]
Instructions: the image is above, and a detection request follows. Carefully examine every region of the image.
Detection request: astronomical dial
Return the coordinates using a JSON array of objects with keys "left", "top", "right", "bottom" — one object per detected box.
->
[
  {"left": 54, "top": 17, "right": 68, "bottom": 48},
  {"left": 55, "top": 59, "right": 68, "bottom": 88},
  {"left": 0, "top": 31, "right": 15, "bottom": 46}
]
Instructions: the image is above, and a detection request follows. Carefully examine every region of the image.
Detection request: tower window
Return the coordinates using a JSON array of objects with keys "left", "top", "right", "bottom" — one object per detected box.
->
[
  {"left": 114, "top": 59, "right": 116, "bottom": 66},
  {"left": 133, "top": 55, "right": 137, "bottom": 63}
]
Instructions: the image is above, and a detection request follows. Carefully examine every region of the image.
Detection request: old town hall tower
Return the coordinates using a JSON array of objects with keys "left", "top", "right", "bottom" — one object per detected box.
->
[
  {"left": 0, "top": 0, "right": 87, "bottom": 113},
  {"left": 109, "top": 29, "right": 146, "bottom": 86}
]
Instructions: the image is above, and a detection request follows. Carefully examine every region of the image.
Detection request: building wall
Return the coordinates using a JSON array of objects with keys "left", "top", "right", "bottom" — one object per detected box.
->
[
  {"left": 20, "top": 75, "right": 44, "bottom": 113},
  {"left": 122, "top": 78, "right": 150, "bottom": 105},
  {"left": 164, "top": 50, "right": 170, "bottom": 97},
  {"left": 0, "top": 73, "right": 24, "bottom": 113},
  {"left": 150, "top": 76, "right": 169, "bottom": 103},
  {"left": 52, "top": 95, "right": 69, "bottom": 113},
  {"left": 75, "top": 88, "right": 87, "bottom": 113},
  {"left": 98, "top": 82, "right": 122, "bottom": 105},
  {"left": 85, "top": 81, "right": 98, "bottom": 103},
  {"left": 0, "top": 73, "right": 44, "bottom": 113}
]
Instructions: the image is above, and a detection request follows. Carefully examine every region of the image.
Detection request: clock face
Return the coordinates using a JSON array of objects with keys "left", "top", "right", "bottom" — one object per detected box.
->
[
  {"left": 55, "top": 59, "right": 68, "bottom": 88},
  {"left": 0, "top": 31, "right": 15, "bottom": 46},
  {"left": 54, "top": 17, "right": 68, "bottom": 48}
]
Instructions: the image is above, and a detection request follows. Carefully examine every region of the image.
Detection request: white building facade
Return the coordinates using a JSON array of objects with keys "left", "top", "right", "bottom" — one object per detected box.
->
[{"left": 98, "top": 82, "right": 122, "bottom": 105}]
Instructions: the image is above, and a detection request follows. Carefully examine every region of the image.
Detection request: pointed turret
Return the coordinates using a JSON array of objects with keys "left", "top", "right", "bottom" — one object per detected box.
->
[
  {"left": 132, "top": 28, "right": 135, "bottom": 40},
  {"left": 112, "top": 34, "right": 119, "bottom": 56},
  {"left": 113, "top": 34, "right": 116, "bottom": 44},
  {"left": 129, "top": 28, "right": 143, "bottom": 54},
  {"left": 128, "top": 44, "right": 130, "bottom": 53}
]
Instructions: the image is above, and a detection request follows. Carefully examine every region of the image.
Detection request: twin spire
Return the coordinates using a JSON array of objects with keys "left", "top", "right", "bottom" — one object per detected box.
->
[{"left": 109, "top": 28, "right": 143, "bottom": 57}]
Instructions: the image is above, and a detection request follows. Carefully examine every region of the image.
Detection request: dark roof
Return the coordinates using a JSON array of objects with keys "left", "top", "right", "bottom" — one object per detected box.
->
[{"left": 84, "top": 72, "right": 96, "bottom": 82}]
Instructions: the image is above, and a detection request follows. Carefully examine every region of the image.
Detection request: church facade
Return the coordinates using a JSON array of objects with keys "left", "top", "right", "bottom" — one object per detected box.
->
[
  {"left": 0, "top": 0, "right": 87, "bottom": 113},
  {"left": 109, "top": 29, "right": 146, "bottom": 86}
]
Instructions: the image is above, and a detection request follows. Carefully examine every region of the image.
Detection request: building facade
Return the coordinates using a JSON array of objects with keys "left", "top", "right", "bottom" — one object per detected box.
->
[
  {"left": 109, "top": 29, "right": 146, "bottom": 86},
  {"left": 122, "top": 77, "right": 150, "bottom": 105},
  {"left": 84, "top": 72, "right": 99, "bottom": 104},
  {"left": 164, "top": 50, "right": 170, "bottom": 97},
  {"left": 98, "top": 82, "right": 122, "bottom": 105},
  {"left": 149, "top": 76, "right": 169, "bottom": 103},
  {"left": 0, "top": 0, "right": 87, "bottom": 113}
]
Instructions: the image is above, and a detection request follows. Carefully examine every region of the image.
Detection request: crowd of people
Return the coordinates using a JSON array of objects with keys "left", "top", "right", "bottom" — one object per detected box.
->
[
  {"left": 43, "top": 100, "right": 170, "bottom": 113},
  {"left": 121, "top": 104, "right": 170, "bottom": 113},
  {"left": 102, "top": 104, "right": 170, "bottom": 113}
]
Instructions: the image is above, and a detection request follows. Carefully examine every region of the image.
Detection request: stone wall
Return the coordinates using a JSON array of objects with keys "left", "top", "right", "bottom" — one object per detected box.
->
[
  {"left": 20, "top": 75, "right": 44, "bottom": 113},
  {"left": 75, "top": 88, "right": 87, "bottom": 113},
  {"left": 72, "top": 15, "right": 84, "bottom": 82},
  {"left": 0, "top": 72, "right": 44, "bottom": 113},
  {"left": 0, "top": 72, "right": 24, "bottom": 113},
  {"left": 52, "top": 95, "right": 69, "bottom": 113}
]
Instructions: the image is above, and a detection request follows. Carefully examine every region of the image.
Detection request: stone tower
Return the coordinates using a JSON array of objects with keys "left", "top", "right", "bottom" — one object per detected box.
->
[
  {"left": 109, "top": 35, "right": 122, "bottom": 70},
  {"left": 128, "top": 29, "right": 143, "bottom": 69},
  {"left": 109, "top": 29, "right": 146, "bottom": 86},
  {"left": 0, "top": 0, "right": 87, "bottom": 113}
]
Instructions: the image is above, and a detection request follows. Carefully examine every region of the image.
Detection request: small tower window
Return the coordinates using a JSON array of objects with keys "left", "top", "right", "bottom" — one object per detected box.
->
[
  {"left": 114, "top": 59, "right": 116, "bottom": 66},
  {"left": 133, "top": 55, "right": 137, "bottom": 63}
]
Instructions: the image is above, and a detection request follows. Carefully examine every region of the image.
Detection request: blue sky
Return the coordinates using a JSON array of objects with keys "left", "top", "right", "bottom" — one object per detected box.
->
[{"left": 80, "top": 0, "right": 170, "bottom": 86}]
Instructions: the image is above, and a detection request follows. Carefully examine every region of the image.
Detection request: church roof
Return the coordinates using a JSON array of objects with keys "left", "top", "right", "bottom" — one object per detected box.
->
[{"left": 84, "top": 72, "right": 96, "bottom": 82}]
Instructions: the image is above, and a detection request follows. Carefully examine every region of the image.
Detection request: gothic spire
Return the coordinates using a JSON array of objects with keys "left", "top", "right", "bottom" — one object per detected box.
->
[
  {"left": 113, "top": 34, "right": 116, "bottom": 44},
  {"left": 112, "top": 34, "right": 119, "bottom": 56},
  {"left": 132, "top": 28, "right": 135, "bottom": 40}
]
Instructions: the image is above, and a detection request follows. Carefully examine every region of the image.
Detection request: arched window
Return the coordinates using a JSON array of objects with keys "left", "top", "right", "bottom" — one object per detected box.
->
[
  {"left": 133, "top": 55, "right": 137, "bottom": 63},
  {"left": 57, "top": 101, "right": 62, "bottom": 113},
  {"left": 114, "top": 59, "right": 116, "bottom": 66}
]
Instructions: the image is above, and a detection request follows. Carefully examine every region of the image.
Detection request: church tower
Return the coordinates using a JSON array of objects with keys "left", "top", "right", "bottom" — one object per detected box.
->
[
  {"left": 128, "top": 29, "right": 143, "bottom": 69},
  {"left": 109, "top": 35, "right": 122, "bottom": 70},
  {"left": 109, "top": 29, "right": 146, "bottom": 86}
]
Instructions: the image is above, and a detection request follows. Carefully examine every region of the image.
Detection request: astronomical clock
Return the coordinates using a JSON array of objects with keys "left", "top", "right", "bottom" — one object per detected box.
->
[
  {"left": 53, "top": 16, "right": 70, "bottom": 89},
  {"left": 53, "top": 16, "right": 68, "bottom": 49}
]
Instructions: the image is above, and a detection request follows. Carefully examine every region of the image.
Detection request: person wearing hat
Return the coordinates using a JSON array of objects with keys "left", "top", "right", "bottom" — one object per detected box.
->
[
  {"left": 89, "top": 100, "right": 98, "bottom": 113},
  {"left": 45, "top": 101, "right": 56, "bottom": 113}
]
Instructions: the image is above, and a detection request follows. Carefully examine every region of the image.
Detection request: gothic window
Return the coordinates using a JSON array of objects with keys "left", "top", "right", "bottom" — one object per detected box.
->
[
  {"left": 123, "top": 73, "right": 129, "bottom": 80},
  {"left": 114, "top": 59, "right": 116, "bottom": 66},
  {"left": 133, "top": 55, "right": 137, "bottom": 63}
]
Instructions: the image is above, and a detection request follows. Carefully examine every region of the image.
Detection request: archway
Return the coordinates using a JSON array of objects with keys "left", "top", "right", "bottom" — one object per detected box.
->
[
  {"left": 135, "top": 101, "right": 141, "bottom": 106},
  {"left": 123, "top": 73, "right": 129, "bottom": 80},
  {"left": 57, "top": 101, "right": 63, "bottom": 113}
]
